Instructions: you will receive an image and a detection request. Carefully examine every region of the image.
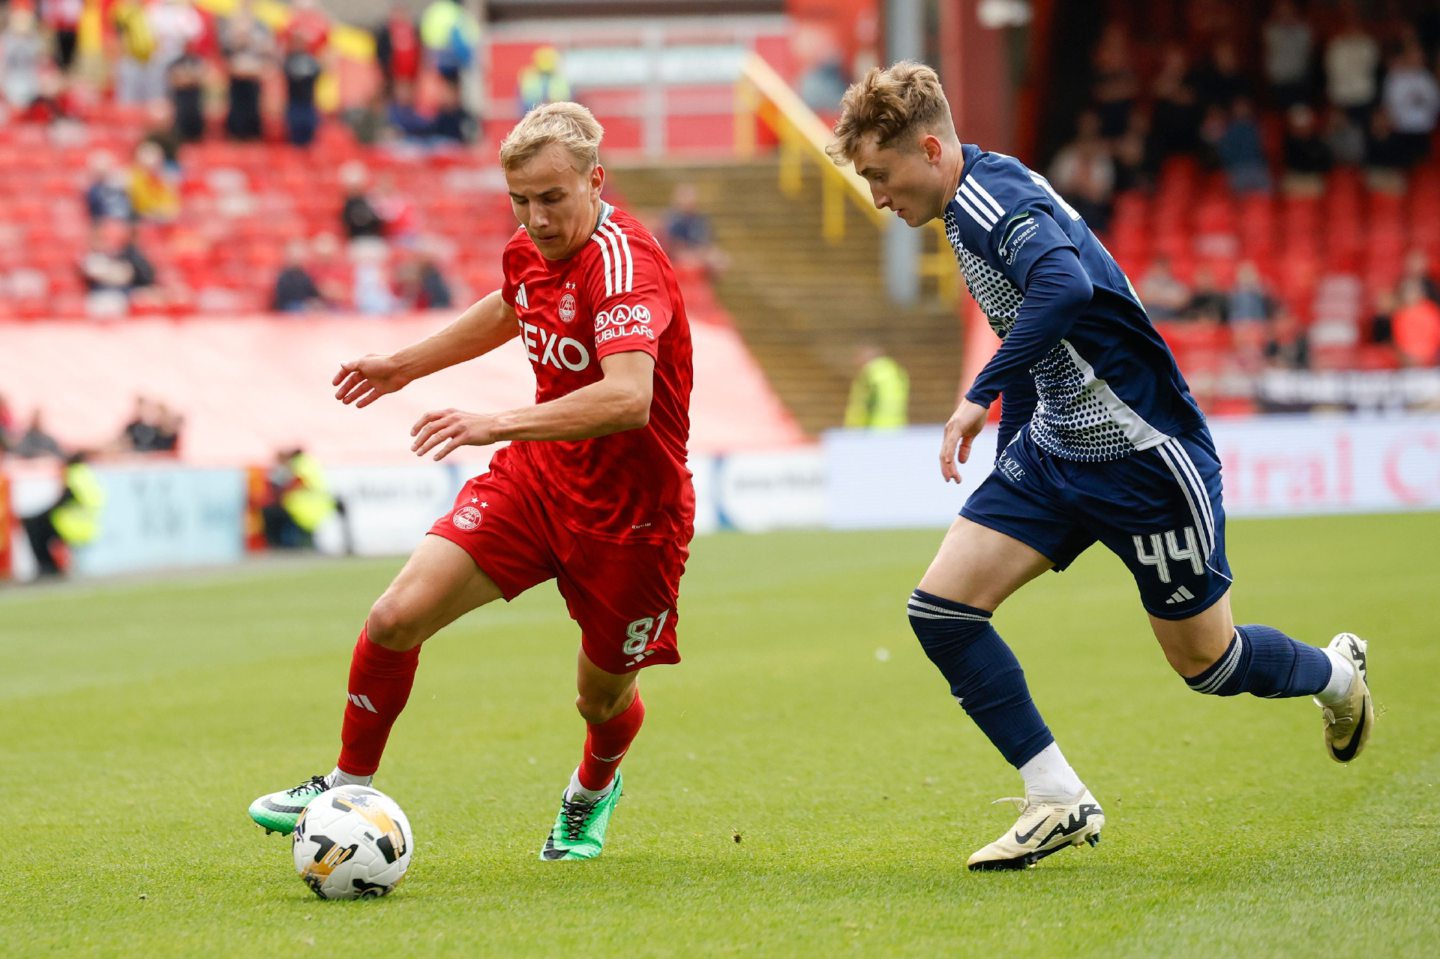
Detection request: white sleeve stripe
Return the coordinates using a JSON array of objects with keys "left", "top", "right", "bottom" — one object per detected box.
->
[
  {"left": 965, "top": 178, "right": 1006, "bottom": 218},
  {"left": 955, "top": 190, "right": 996, "bottom": 230},
  {"left": 598, "top": 222, "right": 633, "bottom": 295},
  {"left": 590, "top": 233, "right": 614, "bottom": 297},
  {"left": 598, "top": 225, "right": 622, "bottom": 295}
]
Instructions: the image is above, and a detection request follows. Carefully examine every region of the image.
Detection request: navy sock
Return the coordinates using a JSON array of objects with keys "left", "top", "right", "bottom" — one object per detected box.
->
[
  {"left": 1185, "top": 624, "right": 1332, "bottom": 698},
  {"left": 907, "top": 589, "right": 1054, "bottom": 768}
]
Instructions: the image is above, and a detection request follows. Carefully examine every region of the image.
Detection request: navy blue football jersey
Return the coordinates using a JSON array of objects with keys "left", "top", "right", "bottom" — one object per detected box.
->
[{"left": 948, "top": 144, "right": 1206, "bottom": 461}]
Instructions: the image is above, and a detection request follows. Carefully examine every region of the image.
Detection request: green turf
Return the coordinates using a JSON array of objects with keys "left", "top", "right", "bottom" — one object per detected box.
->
[{"left": 4, "top": 514, "right": 1438, "bottom": 958}]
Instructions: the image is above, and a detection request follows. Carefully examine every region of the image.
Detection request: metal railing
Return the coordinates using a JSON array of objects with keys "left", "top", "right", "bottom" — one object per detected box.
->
[{"left": 733, "top": 52, "right": 957, "bottom": 304}]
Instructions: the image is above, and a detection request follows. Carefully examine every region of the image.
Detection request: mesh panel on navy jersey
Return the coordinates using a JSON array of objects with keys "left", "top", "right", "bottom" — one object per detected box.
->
[{"left": 947, "top": 207, "right": 1140, "bottom": 462}]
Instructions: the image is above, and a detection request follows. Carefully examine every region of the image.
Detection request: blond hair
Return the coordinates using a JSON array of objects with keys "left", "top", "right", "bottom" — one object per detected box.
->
[
  {"left": 499, "top": 102, "right": 604, "bottom": 172},
  {"left": 826, "top": 61, "right": 956, "bottom": 164}
]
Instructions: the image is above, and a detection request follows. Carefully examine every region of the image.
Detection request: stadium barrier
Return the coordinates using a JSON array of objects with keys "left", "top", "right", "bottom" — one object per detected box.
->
[{"left": 4, "top": 413, "right": 1436, "bottom": 582}]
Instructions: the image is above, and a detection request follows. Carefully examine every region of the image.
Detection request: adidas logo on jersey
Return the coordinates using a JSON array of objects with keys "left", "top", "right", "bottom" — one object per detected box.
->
[{"left": 1165, "top": 585, "right": 1196, "bottom": 605}]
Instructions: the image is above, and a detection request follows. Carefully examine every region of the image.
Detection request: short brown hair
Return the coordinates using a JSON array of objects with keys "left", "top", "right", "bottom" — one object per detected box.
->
[
  {"left": 826, "top": 61, "right": 956, "bottom": 164},
  {"left": 499, "top": 101, "right": 604, "bottom": 172}
]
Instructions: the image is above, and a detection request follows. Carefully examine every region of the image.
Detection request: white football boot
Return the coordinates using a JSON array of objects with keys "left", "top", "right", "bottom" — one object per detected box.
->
[
  {"left": 966, "top": 789, "right": 1104, "bottom": 871},
  {"left": 1319, "top": 632, "right": 1373, "bottom": 764}
]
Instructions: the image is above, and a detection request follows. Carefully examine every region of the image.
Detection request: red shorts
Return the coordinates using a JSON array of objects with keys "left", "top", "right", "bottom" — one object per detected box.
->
[{"left": 427, "top": 461, "right": 690, "bottom": 675}]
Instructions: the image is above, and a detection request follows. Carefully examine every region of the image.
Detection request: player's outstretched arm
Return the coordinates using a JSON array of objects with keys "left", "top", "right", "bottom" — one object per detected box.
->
[
  {"left": 333, "top": 291, "right": 519, "bottom": 407},
  {"left": 940, "top": 398, "right": 989, "bottom": 484},
  {"left": 410, "top": 351, "right": 655, "bottom": 461}
]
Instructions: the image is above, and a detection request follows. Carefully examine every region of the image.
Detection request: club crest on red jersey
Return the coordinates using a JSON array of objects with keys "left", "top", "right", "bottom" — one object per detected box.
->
[
  {"left": 558, "top": 292, "right": 577, "bottom": 324},
  {"left": 452, "top": 505, "right": 482, "bottom": 531}
]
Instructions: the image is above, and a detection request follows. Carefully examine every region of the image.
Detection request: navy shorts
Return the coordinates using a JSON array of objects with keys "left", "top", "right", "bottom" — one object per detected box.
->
[{"left": 960, "top": 425, "right": 1233, "bottom": 620}]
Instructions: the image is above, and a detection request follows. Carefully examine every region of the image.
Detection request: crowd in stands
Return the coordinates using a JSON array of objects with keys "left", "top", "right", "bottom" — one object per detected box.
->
[
  {"left": 0, "top": 0, "right": 497, "bottom": 321},
  {"left": 0, "top": 390, "right": 182, "bottom": 463},
  {"left": 1051, "top": 1, "right": 1440, "bottom": 374}
]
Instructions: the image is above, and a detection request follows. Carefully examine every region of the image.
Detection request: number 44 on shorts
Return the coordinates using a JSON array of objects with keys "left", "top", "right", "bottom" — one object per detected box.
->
[
  {"left": 1132, "top": 526, "right": 1202, "bottom": 584},
  {"left": 622, "top": 611, "right": 670, "bottom": 666}
]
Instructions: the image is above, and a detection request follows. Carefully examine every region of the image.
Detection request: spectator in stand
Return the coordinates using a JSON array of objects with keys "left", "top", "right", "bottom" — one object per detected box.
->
[
  {"left": 1325, "top": 4, "right": 1381, "bottom": 128},
  {"left": 844, "top": 343, "right": 909, "bottom": 429},
  {"left": 1048, "top": 109, "right": 1116, "bottom": 234},
  {"left": 1192, "top": 38, "right": 1249, "bottom": 115},
  {"left": 1137, "top": 255, "right": 1191, "bottom": 321},
  {"left": 0, "top": 392, "right": 15, "bottom": 454},
  {"left": 1088, "top": 23, "right": 1138, "bottom": 141},
  {"left": 1325, "top": 106, "right": 1367, "bottom": 168},
  {"left": 128, "top": 140, "right": 180, "bottom": 223},
  {"left": 350, "top": 240, "right": 397, "bottom": 315},
  {"left": 79, "top": 217, "right": 156, "bottom": 317},
  {"left": 386, "top": 80, "right": 432, "bottom": 140},
  {"left": 220, "top": 1, "right": 273, "bottom": 141},
  {"left": 1112, "top": 112, "right": 1157, "bottom": 194},
  {"left": 85, "top": 150, "right": 135, "bottom": 222},
  {"left": 112, "top": 395, "right": 180, "bottom": 454},
  {"left": 374, "top": 2, "right": 421, "bottom": 97},
  {"left": 167, "top": 42, "right": 208, "bottom": 142},
  {"left": 1, "top": 6, "right": 44, "bottom": 114},
  {"left": 40, "top": 0, "right": 84, "bottom": 74},
  {"left": 1365, "top": 287, "right": 1396, "bottom": 348},
  {"left": 1399, "top": 247, "right": 1440, "bottom": 304},
  {"left": 420, "top": 0, "right": 481, "bottom": 94},
  {"left": 393, "top": 240, "right": 453, "bottom": 311},
  {"left": 431, "top": 80, "right": 476, "bottom": 144},
  {"left": 1392, "top": 276, "right": 1440, "bottom": 367},
  {"left": 373, "top": 173, "right": 419, "bottom": 242},
  {"left": 1364, "top": 108, "right": 1410, "bottom": 193},
  {"left": 1208, "top": 97, "right": 1272, "bottom": 195},
  {"left": 147, "top": 0, "right": 204, "bottom": 104},
  {"left": 1281, "top": 104, "right": 1333, "bottom": 196},
  {"left": 141, "top": 100, "right": 183, "bottom": 172},
  {"left": 1148, "top": 44, "right": 1204, "bottom": 163},
  {"left": 1264, "top": 304, "right": 1311, "bottom": 370},
  {"left": 1181, "top": 264, "right": 1229, "bottom": 325},
  {"left": 111, "top": 0, "right": 158, "bottom": 104},
  {"left": 114, "top": 395, "right": 163, "bottom": 453},
  {"left": 282, "top": 28, "right": 322, "bottom": 147},
  {"left": 1229, "top": 260, "right": 1276, "bottom": 326},
  {"left": 339, "top": 162, "right": 385, "bottom": 240},
  {"left": 284, "top": 0, "right": 331, "bottom": 56},
  {"left": 343, "top": 89, "right": 389, "bottom": 146},
  {"left": 308, "top": 231, "right": 351, "bottom": 306},
  {"left": 9, "top": 409, "right": 65, "bottom": 460},
  {"left": 1262, "top": 0, "right": 1315, "bottom": 111},
  {"left": 1381, "top": 36, "right": 1440, "bottom": 168},
  {"left": 272, "top": 238, "right": 326, "bottom": 312},
  {"left": 518, "top": 45, "right": 570, "bottom": 115},
  {"left": 662, "top": 182, "right": 729, "bottom": 278}
]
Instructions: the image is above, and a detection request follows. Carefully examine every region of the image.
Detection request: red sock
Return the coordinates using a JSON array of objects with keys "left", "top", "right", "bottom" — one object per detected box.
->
[
  {"left": 336, "top": 627, "right": 421, "bottom": 777},
  {"left": 577, "top": 691, "right": 646, "bottom": 791}
]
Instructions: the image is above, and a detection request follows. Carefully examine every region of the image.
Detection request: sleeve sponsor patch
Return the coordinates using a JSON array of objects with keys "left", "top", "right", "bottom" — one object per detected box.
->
[
  {"left": 999, "top": 215, "right": 1039, "bottom": 266},
  {"left": 594, "top": 303, "right": 656, "bottom": 344}
]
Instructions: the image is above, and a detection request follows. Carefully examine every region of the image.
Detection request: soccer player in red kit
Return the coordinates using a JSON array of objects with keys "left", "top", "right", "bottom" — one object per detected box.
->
[{"left": 249, "top": 102, "right": 695, "bottom": 861}]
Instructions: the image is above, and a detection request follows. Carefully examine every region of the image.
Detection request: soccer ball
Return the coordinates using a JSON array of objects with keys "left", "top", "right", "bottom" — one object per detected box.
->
[{"left": 292, "top": 785, "right": 413, "bottom": 900}]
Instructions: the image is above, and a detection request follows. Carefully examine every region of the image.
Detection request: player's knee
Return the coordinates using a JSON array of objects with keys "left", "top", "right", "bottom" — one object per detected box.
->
[
  {"left": 365, "top": 593, "right": 426, "bottom": 651},
  {"left": 575, "top": 689, "right": 628, "bottom": 724},
  {"left": 907, "top": 588, "right": 993, "bottom": 654}
]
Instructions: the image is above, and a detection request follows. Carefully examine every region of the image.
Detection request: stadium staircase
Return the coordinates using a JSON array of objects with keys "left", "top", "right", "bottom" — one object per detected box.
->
[{"left": 610, "top": 160, "right": 962, "bottom": 434}]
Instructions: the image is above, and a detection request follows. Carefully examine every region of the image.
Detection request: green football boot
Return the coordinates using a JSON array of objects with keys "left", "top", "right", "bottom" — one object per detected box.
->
[
  {"left": 539, "top": 772, "right": 623, "bottom": 861},
  {"left": 248, "top": 775, "right": 331, "bottom": 835}
]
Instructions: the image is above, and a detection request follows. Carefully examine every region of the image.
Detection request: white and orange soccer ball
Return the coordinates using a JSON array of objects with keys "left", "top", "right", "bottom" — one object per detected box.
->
[{"left": 292, "top": 785, "right": 413, "bottom": 900}]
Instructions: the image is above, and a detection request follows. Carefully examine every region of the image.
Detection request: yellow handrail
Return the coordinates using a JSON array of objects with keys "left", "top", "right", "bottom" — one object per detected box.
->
[{"left": 734, "top": 53, "right": 957, "bottom": 304}]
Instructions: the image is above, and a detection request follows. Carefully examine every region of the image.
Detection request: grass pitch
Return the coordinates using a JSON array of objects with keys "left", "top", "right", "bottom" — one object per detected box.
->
[{"left": 4, "top": 514, "right": 1438, "bottom": 958}]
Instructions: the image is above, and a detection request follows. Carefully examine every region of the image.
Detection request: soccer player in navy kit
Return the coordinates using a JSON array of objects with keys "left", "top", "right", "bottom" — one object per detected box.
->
[{"left": 828, "top": 62, "right": 1374, "bottom": 870}]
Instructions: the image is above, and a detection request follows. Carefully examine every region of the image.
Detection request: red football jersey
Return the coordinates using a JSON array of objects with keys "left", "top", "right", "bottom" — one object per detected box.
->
[{"left": 496, "top": 205, "right": 695, "bottom": 544}]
